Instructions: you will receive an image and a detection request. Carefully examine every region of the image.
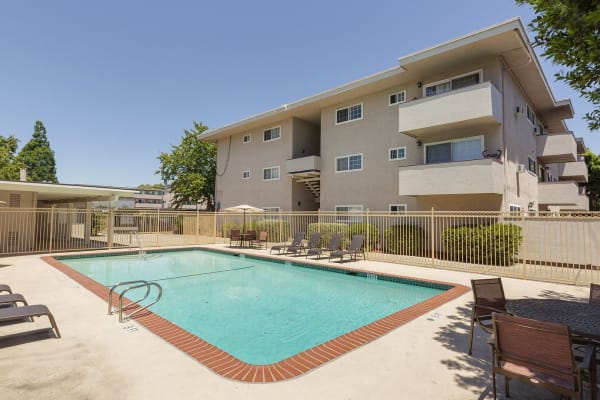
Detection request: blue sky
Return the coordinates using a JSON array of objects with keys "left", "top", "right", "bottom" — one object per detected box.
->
[{"left": 0, "top": 0, "right": 597, "bottom": 187}]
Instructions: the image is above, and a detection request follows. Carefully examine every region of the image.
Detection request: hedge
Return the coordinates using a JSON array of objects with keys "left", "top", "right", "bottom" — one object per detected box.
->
[
  {"left": 253, "top": 220, "right": 290, "bottom": 242},
  {"left": 442, "top": 223, "right": 522, "bottom": 266},
  {"left": 348, "top": 223, "right": 380, "bottom": 250},
  {"left": 383, "top": 224, "right": 426, "bottom": 256},
  {"left": 307, "top": 223, "right": 349, "bottom": 248}
]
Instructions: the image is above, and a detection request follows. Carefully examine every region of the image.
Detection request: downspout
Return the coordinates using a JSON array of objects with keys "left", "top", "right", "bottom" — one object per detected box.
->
[{"left": 499, "top": 55, "right": 508, "bottom": 211}]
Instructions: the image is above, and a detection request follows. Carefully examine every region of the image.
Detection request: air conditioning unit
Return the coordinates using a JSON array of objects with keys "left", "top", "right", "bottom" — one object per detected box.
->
[{"left": 517, "top": 164, "right": 526, "bottom": 173}]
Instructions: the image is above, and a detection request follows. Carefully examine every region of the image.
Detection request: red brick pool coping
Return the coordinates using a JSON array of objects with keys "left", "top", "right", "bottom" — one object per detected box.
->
[{"left": 42, "top": 251, "right": 469, "bottom": 383}]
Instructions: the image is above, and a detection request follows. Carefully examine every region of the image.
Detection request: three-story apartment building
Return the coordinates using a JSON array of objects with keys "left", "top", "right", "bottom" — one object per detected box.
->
[{"left": 202, "top": 18, "right": 588, "bottom": 212}]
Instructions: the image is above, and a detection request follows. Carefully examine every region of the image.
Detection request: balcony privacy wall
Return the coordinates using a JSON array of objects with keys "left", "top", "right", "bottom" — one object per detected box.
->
[{"left": 1, "top": 208, "right": 598, "bottom": 285}]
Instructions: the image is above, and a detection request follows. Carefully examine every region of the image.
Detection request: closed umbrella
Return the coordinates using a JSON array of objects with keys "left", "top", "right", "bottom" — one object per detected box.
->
[{"left": 223, "top": 204, "right": 265, "bottom": 234}]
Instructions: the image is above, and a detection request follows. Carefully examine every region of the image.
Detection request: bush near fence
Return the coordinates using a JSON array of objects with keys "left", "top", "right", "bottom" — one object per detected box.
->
[
  {"left": 441, "top": 223, "right": 522, "bottom": 266},
  {"left": 308, "top": 223, "right": 349, "bottom": 248},
  {"left": 348, "top": 223, "right": 380, "bottom": 251},
  {"left": 253, "top": 220, "right": 290, "bottom": 243},
  {"left": 383, "top": 224, "right": 425, "bottom": 256}
]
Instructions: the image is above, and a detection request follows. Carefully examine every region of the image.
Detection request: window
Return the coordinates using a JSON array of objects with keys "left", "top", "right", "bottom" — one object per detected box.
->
[
  {"left": 263, "top": 166, "right": 280, "bottom": 180},
  {"left": 263, "top": 126, "right": 281, "bottom": 142},
  {"left": 389, "top": 204, "right": 407, "bottom": 214},
  {"left": 424, "top": 71, "right": 481, "bottom": 97},
  {"left": 424, "top": 136, "right": 482, "bottom": 164},
  {"left": 335, "top": 154, "right": 363, "bottom": 172},
  {"left": 9, "top": 194, "right": 20, "bottom": 208},
  {"left": 335, "top": 205, "right": 363, "bottom": 223},
  {"left": 389, "top": 91, "right": 406, "bottom": 105},
  {"left": 536, "top": 123, "right": 544, "bottom": 135},
  {"left": 526, "top": 104, "right": 536, "bottom": 126},
  {"left": 242, "top": 170, "right": 250, "bottom": 179},
  {"left": 509, "top": 204, "right": 521, "bottom": 216},
  {"left": 528, "top": 156, "right": 537, "bottom": 173},
  {"left": 263, "top": 207, "right": 280, "bottom": 212},
  {"left": 389, "top": 147, "right": 406, "bottom": 161},
  {"left": 243, "top": 134, "right": 251, "bottom": 143},
  {"left": 336, "top": 103, "right": 363, "bottom": 124}
]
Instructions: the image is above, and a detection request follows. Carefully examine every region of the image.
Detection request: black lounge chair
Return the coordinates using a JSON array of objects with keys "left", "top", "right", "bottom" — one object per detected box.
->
[
  {"left": 0, "top": 284, "right": 12, "bottom": 294},
  {"left": 329, "top": 235, "right": 365, "bottom": 262},
  {"left": 307, "top": 233, "right": 342, "bottom": 259},
  {"left": 270, "top": 232, "right": 305, "bottom": 255},
  {"left": 0, "top": 293, "right": 29, "bottom": 307},
  {"left": 287, "top": 232, "right": 320, "bottom": 256},
  {"left": 0, "top": 304, "right": 61, "bottom": 338}
]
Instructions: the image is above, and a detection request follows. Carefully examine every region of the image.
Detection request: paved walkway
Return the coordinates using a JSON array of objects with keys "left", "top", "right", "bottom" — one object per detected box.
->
[{"left": 0, "top": 245, "right": 594, "bottom": 399}]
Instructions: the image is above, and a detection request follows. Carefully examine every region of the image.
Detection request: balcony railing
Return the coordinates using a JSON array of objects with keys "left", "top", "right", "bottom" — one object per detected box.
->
[
  {"left": 285, "top": 155, "right": 321, "bottom": 175},
  {"left": 398, "top": 81, "right": 502, "bottom": 136},
  {"left": 536, "top": 133, "right": 577, "bottom": 164},
  {"left": 557, "top": 160, "right": 588, "bottom": 183},
  {"left": 538, "top": 181, "right": 580, "bottom": 206},
  {"left": 398, "top": 158, "right": 504, "bottom": 196}
]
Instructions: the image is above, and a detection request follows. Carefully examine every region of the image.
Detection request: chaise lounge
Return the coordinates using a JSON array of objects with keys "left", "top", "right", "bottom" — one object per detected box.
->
[
  {"left": 329, "top": 235, "right": 365, "bottom": 262},
  {"left": 0, "top": 304, "right": 61, "bottom": 338},
  {"left": 270, "top": 232, "right": 305, "bottom": 255}
]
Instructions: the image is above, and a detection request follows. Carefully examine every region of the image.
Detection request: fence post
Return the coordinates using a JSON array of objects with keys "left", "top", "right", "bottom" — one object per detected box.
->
[
  {"left": 196, "top": 208, "right": 200, "bottom": 244},
  {"left": 107, "top": 205, "right": 114, "bottom": 249},
  {"left": 279, "top": 209, "right": 283, "bottom": 243},
  {"left": 366, "top": 208, "right": 370, "bottom": 260},
  {"left": 49, "top": 206, "right": 55, "bottom": 253},
  {"left": 430, "top": 207, "right": 435, "bottom": 267},
  {"left": 521, "top": 210, "right": 527, "bottom": 279},
  {"left": 156, "top": 209, "right": 160, "bottom": 247}
]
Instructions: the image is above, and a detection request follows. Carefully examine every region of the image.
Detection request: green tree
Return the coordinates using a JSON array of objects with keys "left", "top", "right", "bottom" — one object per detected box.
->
[
  {"left": 516, "top": 0, "right": 600, "bottom": 130},
  {"left": 137, "top": 183, "right": 164, "bottom": 189},
  {"left": 584, "top": 149, "right": 600, "bottom": 210},
  {"left": 15, "top": 121, "right": 58, "bottom": 182},
  {"left": 157, "top": 121, "right": 216, "bottom": 210},
  {"left": 0, "top": 135, "right": 22, "bottom": 180}
]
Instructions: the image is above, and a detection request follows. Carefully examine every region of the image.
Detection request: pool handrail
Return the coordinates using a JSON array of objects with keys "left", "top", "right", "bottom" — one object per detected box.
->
[{"left": 107, "top": 280, "right": 150, "bottom": 315}]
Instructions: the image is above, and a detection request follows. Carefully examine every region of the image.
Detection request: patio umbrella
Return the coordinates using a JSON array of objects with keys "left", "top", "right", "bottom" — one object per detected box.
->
[{"left": 223, "top": 204, "right": 264, "bottom": 234}]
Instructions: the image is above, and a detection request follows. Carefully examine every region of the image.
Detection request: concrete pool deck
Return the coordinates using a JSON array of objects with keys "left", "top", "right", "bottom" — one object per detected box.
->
[{"left": 0, "top": 245, "right": 595, "bottom": 399}]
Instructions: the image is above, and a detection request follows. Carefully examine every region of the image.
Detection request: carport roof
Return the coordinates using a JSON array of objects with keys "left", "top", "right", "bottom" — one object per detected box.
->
[{"left": 0, "top": 180, "right": 137, "bottom": 204}]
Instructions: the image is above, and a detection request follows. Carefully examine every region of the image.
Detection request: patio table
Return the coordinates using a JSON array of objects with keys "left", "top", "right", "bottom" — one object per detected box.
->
[{"left": 506, "top": 298, "right": 600, "bottom": 341}]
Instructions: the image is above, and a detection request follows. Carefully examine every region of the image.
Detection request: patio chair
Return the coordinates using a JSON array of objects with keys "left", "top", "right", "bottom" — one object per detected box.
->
[
  {"left": 229, "top": 229, "right": 241, "bottom": 247},
  {"left": 590, "top": 283, "right": 600, "bottom": 306},
  {"left": 270, "top": 232, "right": 305, "bottom": 255},
  {"left": 0, "top": 293, "right": 29, "bottom": 307},
  {"left": 0, "top": 304, "right": 61, "bottom": 338},
  {"left": 0, "top": 284, "right": 12, "bottom": 294},
  {"left": 252, "top": 231, "right": 268, "bottom": 249},
  {"left": 244, "top": 230, "right": 257, "bottom": 247},
  {"left": 287, "top": 232, "right": 320, "bottom": 256},
  {"left": 329, "top": 235, "right": 365, "bottom": 263},
  {"left": 491, "top": 312, "right": 596, "bottom": 400},
  {"left": 468, "top": 278, "right": 509, "bottom": 355},
  {"left": 307, "top": 233, "right": 342, "bottom": 260}
]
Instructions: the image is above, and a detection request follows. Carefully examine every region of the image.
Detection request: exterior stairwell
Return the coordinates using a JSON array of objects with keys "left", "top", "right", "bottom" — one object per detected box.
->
[{"left": 286, "top": 155, "right": 321, "bottom": 202}]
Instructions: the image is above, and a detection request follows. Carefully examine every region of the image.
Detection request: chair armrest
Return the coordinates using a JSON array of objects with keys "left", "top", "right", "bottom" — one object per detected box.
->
[{"left": 576, "top": 344, "right": 596, "bottom": 371}]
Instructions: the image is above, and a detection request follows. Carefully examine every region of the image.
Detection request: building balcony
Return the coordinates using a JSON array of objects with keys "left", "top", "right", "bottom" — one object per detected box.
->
[
  {"left": 535, "top": 133, "right": 577, "bottom": 164},
  {"left": 538, "top": 182, "right": 579, "bottom": 206},
  {"left": 397, "top": 82, "right": 502, "bottom": 137},
  {"left": 560, "top": 195, "right": 590, "bottom": 211},
  {"left": 286, "top": 155, "right": 320, "bottom": 175},
  {"left": 398, "top": 158, "right": 504, "bottom": 196},
  {"left": 557, "top": 161, "right": 588, "bottom": 183}
]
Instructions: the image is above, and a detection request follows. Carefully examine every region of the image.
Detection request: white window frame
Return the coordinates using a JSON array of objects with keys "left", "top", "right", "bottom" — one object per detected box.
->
[
  {"left": 262, "top": 166, "right": 280, "bottom": 181},
  {"left": 335, "top": 153, "right": 363, "bottom": 173},
  {"left": 242, "top": 170, "right": 250, "bottom": 179},
  {"left": 509, "top": 204, "right": 522, "bottom": 216},
  {"left": 526, "top": 104, "right": 536, "bottom": 126},
  {"left": 263, "top": 207, "right": 280, "bottom": 212},
  {"left": 389, "top": 204, "right": 407, "bottom": 214},
  {"left": 388, "top": 90, "right": 407, "bottom": 106},
  {"left": 335, "top": 103, "right": 363, "bottom": 125},
  {"left": 335, "top": 204, "right": 363, "bottom": 223},
  {"left": 263, "top": 126, "right": 281, "bottom": 142},
  {"left": 243, "top": 134, "right": 251, "bottom": 144},
  {"left": 423, "top": 135, "right": 483, "bottom": 164},
  {"left": 388, "top": 146, "right": 407, "bottom": 161},
  {"left": 423, "top": 69, "right": 483, "bottom": 97}
]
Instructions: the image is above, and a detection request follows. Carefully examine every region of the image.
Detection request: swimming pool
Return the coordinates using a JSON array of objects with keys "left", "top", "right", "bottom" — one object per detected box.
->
[{"left": 46, "top": 248, "right": 468, "bottom": 381}]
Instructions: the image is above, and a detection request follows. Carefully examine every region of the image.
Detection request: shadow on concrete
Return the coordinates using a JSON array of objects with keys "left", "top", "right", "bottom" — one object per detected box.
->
[
  {"left": 433, "top": 287, "right": 590, "bottom": 399},
  {"left": 0, "top": 328, "right": 58, "bottom": 348}
]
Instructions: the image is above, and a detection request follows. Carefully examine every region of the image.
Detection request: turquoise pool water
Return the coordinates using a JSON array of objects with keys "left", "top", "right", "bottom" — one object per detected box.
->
[{"left": 60, "top": 249, "right": 446, "bottom": 364}]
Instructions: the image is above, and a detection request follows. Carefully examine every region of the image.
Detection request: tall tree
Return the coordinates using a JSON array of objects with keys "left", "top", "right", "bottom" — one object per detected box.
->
[
  {"left": 15, "top": 121, "right": 58, "bottom": 182},
  {"left": 584, "top": 149, "right": 600, "bottom": 210},
  {"left": 0, "top": 135, "right": 22, "bottom": 180},
  {"left": 157, "top": 121, "right": 216, "bottom": 210},
  {"left": 516, "top": 0, "right": 600, "bottom": 130}
]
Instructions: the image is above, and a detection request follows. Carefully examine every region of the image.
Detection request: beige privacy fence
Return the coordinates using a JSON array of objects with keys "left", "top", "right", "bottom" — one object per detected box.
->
[{"left": 1, "top": 208, "right": 598, "bottom": 284}]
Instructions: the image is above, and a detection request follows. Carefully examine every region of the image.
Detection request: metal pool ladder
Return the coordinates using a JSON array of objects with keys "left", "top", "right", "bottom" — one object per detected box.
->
[{"left": 107, "top": 280, "right": 163, "bottom": 323}]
